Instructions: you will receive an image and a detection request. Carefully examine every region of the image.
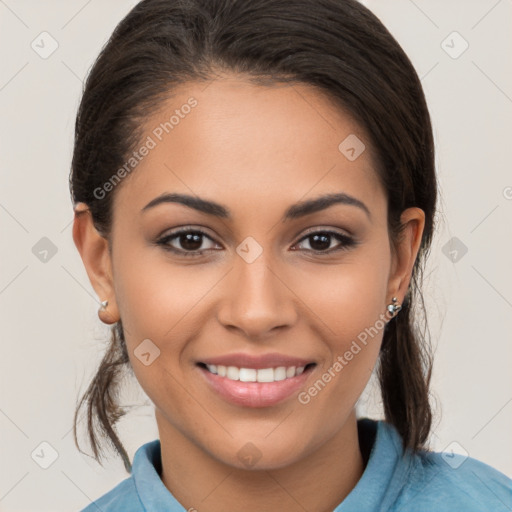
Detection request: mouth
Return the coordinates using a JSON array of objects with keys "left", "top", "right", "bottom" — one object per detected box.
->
[
  {"left": 196, "top": 356, "right": 317, "bottom": 408},
  {"left": 198, "top": 362, "right": 315, "bottom": 382}
]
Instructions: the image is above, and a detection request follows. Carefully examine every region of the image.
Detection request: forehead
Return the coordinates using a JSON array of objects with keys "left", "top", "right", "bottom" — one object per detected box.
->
[{"left": 112, "top": 75, "right": 385, "bottom": 221}]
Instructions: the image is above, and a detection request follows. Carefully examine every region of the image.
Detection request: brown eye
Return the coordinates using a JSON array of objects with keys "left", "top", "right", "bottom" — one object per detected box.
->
[
  {"left": 294, "top": 231, "right": 356, "bottom": 254},
  {"left": 176, "top": 232, "right": 203, "bottom": 251},
  {"left": 157, "top": 228, "right": 220, "bottom": 256}
]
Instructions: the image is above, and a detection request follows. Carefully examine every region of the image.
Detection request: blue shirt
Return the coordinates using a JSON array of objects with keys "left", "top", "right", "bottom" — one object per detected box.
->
[{"left": 81, "top": 418, "right": 512, "bottom": 511}]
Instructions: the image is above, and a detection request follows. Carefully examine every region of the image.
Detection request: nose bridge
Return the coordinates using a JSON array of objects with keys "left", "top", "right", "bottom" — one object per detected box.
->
[
  {"left": 237, "top": 248, "right": 278, "bottom": 302},
  {"left": 217, "top": 240, "right": 296, "bottom": 336}
]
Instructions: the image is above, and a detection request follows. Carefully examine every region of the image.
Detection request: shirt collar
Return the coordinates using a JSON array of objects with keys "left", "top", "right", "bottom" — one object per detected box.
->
[
  {"left": 131, "top": 418, "right": 409, "bottom": 511},
  {"left": 334, "top": 419, "right": 414, "bottom": 511},
  {"left": 131, "top": 439, "right": 186, "bottom": 510}
]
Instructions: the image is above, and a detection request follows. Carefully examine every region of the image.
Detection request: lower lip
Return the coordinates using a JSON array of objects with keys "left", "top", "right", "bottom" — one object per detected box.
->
[{"left": 198, "top": 365, "right": 314, "bottom": 408}]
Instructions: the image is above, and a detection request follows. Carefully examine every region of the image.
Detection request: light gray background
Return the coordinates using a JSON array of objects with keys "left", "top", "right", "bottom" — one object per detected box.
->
[{"left": 1, "top": 0, "right": 511, "bottom": 510}]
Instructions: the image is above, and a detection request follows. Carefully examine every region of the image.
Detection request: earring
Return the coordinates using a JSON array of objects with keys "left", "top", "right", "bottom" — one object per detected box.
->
[
  {"left": 98, "top": 299, "right": 117, "bottom": 325},
  {"left": 387, "top": 297, "right": 402, "bottom": 318}
]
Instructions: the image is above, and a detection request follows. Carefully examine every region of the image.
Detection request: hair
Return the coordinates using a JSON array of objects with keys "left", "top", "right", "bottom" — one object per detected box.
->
[{"left": 70, "top": 0, "right": 437, "bottom": 473}]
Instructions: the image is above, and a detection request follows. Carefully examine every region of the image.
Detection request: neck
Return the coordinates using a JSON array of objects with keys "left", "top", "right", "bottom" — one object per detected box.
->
[{"left": 157, "top": 410, "right": 365, "bottom": 512}]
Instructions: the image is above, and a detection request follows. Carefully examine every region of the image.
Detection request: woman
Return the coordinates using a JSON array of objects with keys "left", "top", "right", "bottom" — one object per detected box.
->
[{"left": 70, "top": 0, "right": 512, "bottom": 510}]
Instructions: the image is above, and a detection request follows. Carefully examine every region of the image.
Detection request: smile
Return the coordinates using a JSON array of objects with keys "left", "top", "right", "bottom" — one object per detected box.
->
[
  {"left": 196, "top": 356, "right": 317, "bottom": 408},
  {"left": 204, "top": 364, "right": 306, "bottom": 382}
]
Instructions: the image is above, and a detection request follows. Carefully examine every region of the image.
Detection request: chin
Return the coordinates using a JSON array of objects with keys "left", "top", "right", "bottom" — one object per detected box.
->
[{"left": 210, "top": 436, "right": 310, "bottom": 472}]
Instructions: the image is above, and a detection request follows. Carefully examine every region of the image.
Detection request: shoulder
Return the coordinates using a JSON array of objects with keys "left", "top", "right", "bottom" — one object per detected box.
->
[
  {"left": 394, "top": 446, "right": 512, "bottom": 511},
  {"left": 363, "top": 420, "right": 512, "bottom": 512},
  {"left": 80, "top": 476, "right": 144, "bottom": 512},
  {"left": 80, "top": 440, "right": 162, "bottom": 512}
]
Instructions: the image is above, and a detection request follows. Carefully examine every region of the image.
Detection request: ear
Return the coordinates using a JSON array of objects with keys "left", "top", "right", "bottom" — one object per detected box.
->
[
  {"left": 72, "top": 202, "right": 120, "bottom": 324},
  {"left": 387, "top": 207, "right": 426, "bottom": 302}
]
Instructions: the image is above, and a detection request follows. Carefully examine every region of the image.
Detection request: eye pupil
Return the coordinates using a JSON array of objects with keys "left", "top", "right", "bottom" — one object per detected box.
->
[
  {"left": 180, "top": 233, "right": 203, "bottom": 251},
  {"left": 310, "top": 233, "right": 331, "bottom": 251}
]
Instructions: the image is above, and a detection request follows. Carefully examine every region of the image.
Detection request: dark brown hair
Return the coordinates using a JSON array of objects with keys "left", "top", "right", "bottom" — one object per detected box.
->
[{"left": 70, "top": 0, "right": 437, "bottom": 473}]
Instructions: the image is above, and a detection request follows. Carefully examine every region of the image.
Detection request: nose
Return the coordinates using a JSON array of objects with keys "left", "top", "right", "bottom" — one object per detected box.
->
[{"left": 216, "top": 251, "right": 298, "bottom": 340}]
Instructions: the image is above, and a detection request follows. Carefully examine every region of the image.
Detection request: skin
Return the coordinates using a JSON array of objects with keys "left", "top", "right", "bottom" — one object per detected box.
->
[{"left": 73, "top": 74, "right": 425, "bottom": 512}]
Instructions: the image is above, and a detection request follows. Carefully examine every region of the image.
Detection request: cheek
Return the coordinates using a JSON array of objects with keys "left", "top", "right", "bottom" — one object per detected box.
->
[
  {"left": 295, "top": 248, "right": 390, "bottom": 349},
  {"left": 112, "top": 254, "right": 198, "bottom": 422},
  {"left": 111, "top": 248, "right": 221, "bottom": 397},
  {"left": 293, "top": 245, "right": 390, "bottom": 409},
  {"left": 113, "top": 244, "right": 213, "bottom": 343},
  {"left": 296, "top": 279, "right": 387, "bottom": 443}
]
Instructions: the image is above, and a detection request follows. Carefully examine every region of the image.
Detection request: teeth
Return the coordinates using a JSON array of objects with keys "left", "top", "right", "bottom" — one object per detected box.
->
[
  {"left": 257, "top": 368, "right": 274, "bottom": 383},
  {"left": 204, "top": 364, "right": 307, "bottom": 382},
  {"left": 239, "top": 368, "right": 257, "bottom": 382},
  {"left": 274, "top": 366, "right": 286, "bottom": 381},
  {"left": 226, "top": 366, "right": 239, "bottom": 380}
]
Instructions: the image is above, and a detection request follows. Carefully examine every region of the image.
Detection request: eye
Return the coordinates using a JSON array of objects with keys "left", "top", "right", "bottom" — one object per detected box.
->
[
  {"left": 156, "top": 227, "right": 357, "bottom": 258},
  {"left": 293, "top": 230, "right": 357, "bottom": 254},
  {"left": 156, "top": 228, "right": 220, "bottom": 256}
]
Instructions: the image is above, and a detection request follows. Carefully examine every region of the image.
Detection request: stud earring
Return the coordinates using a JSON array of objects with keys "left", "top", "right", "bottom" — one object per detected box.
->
[
  {"left": 386, "top": 297, "right": 402, "bottom": 318},
  {"left": 98, "top": 299, "right": 118, "bottom": 325}
]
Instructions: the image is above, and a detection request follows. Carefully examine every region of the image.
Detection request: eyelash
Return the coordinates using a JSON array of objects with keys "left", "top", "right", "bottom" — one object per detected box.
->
[{"left": 156, "top": 227, "right": 358, "bottom": 257}]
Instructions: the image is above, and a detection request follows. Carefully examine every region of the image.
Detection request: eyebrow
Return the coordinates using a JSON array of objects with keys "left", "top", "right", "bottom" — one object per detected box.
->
[{"left": 141, "top": 192, "right": 371, "bottom": 221}]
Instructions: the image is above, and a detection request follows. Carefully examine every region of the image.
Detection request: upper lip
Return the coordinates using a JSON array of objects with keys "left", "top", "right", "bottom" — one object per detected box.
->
[{"left": 199, "top": 352, "right": 314, "bottom": 369}]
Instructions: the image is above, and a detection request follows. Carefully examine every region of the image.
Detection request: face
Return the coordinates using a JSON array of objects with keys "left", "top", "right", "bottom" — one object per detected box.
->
[{"left": 75, "top": 75, "right": 424, "bottom": 471}]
